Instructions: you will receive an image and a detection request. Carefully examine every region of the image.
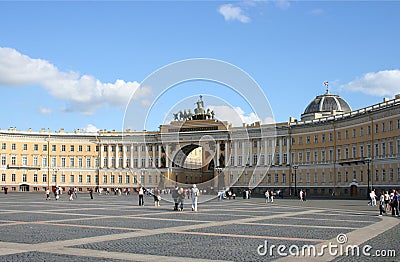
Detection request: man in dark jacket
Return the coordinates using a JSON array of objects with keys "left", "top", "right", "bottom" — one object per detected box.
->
[{"left": 172, "top": 186, "right": 179, "bottom": 211}]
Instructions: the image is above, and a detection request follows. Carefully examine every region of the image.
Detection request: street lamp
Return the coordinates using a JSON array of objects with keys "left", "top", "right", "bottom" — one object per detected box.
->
[
  {"left": 293, "top": 165, "right": 298, "bottom": 196},
  {"left": 216, "top": 167, "right": 223, "bottom": 191},
  {"left": 365, "top": 157, "right": 372, "bottom": 198}
]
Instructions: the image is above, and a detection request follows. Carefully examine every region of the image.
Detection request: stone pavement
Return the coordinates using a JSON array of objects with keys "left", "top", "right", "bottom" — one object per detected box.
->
[{"left": 0, "top": 193, "right": 398, "bottom": 261}]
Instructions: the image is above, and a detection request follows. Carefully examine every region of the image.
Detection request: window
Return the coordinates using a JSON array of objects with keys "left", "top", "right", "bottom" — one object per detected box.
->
[
  {"left": 125, "top": 175, "right": 130, "bottom": 184},
  {"left": 12, "top": 143, "right": 16, "bottom": 150},
  {"left": 306, "top": 136, "right": 310, "bottom": 144},
  {"left": 382, "top": 122, "right": 386, "bottom": 132},
  {"left": 2, "top": 155, "right": 6, "bottom": 166},
  {"left": 352, "top": 129, "right": 356, "bottom": 138},
  {"left": 118, "top": 175, "right": 123, "bottom": 184},
  {"left": 78, "top": 174, "right": 83, "bottom": 183},
  {"left": 360, "top": 146, "right": 364, "bottom": 158},
  {"left": 389, "top": 168, "right": 394, "bottom": 182},
  {"left": 321, "top": 172, "right": 325, "bottom": 183},
  {"left": 86, "top": 145, "right": 91, "bottom": 152},
  {"left": 253, "top": 154, "right": 258, "bottom": 165},
  {"left": 375, "top": 124, "right": 379, "bottom": 133},
  {"left": 360, "top": 170, "right": 364, "bottom": 182},
  {"left": 337, "top": 132, "right": 341, "bottom": 140},
  {"left": 34, "top": 144, "right": 38, "bottom": 151},
  {"left": 238, "top": 156, "right": 242, "bottom": 166},
  {"left": 345, "top": 171, "right": 348, "bottom": 182},
  {"left": 345, "top": 130, "right": 348, "bottom": 139},
  {"left": 306, "top": 173, "right": 310, "bottom": 183},
  {"left": 22, "top": 156, "right": 28, "bottom": 166},
  {"left": 86, "top": 175, "right": 91, "bottom": 183},
  {"left": 70, "top": 145, "right": 74, "bottom": 152},
  {"left": 103, "top": 175, "right": 107, "bottom": 183},
  {"left": 61, "top": 157, "right": 66, "bottom": 167},
  {"left": 33, "top": 173, "right": 38, "bottom": 182},
  {"left": 111, "top": 175, "right": 115, "bottom": 184},
  {"left": 42, "top": 156, "right": 47, "bottom": 167},
  {"left": 1, "top": 173, "right": 5, "bottom": 181},
  {"left": 42, "top": 144, "right": 47, "bottom": 151},
  {"left": 11, "top": 155, "right": 16, "bottom": 165},
  {"left": 274, "top": 174, "right": 279, "bottom": 183},
  {"left": 367, "top": 126, "right": 371, "bottom": 135},
  {"left": 337, "top": 172, "right": 341, "bottom": 183},
  {"left": 33, "top": 156, "right": 39, "bottom": 166},
  {"left": 42, "top": 174, "right": 47, "bottom": 182},
  {"left": 322, "top": 134, "right": 326, "bottom": 143},
  {"left": 375, "top": 170, "right": 379, "bottom": 182},
  {"left": 52, "top": 145, "right": 56, "bottom": 152},
  {"left": 329, "top": 133, "right": 333, "bottom": 142},
  {"left": 61, "top": 145, "right": 66, "bottom": 152},
  {"left": 382, "top": 169, "right": 386, "bottom": 182},
  {"left": 282, "top": 174, "right": 286, "bottom": 183},
  {"left": 298, "top": 137, "right": 303, "bottom": 145},
  {"left": 78, "top": 145, "right": 83, "bottom": 152},
  {"left": 1, "top": 143, "right": 6, "bottom": 150},
  {"left": 61, "top": 174, "right": 65, "bottom": 183},
  {"left": 52, "top": 174, "right": 56, "bottom": 183},
  {"left": 360, "top": 127, "right": 364, "bottom": 137},
  {"left": 78, "top": 157, "right": 83, "bottom": 167},
  {"left": 352, "top": 146, "right": 356, "bottom": 158},
  {"left": 51, "top": 157, "right": 56, "bottom": 167},
  {"left": 70, "top": 157, "right": 75, "bottom": 167},
  {"left": 86, "top": 157, "right": 91, "bottom": 168},
  {"left": 314, "top": 172, "right": 318, "bottom": 183}
]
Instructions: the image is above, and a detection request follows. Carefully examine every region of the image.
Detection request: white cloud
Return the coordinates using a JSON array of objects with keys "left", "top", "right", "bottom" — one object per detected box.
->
[
  {"left": 0, "top": 47, "right": 150, "bottom": 114},
  {"left": 38, "top": 106, "right": 52, "bottom": 115},
  {"left": 208, "top": 105, "right": 261, "bottom": 127},
  {"left": 339, "top": 70, "right": 400, "bottom": 97},
  {"left": 274, "top": 0, "right": 290, "bottom": 10},
  {"left": 218, "top": 4, "right": 250, "bottom": 23},
  {"left": 83, "top": 124, "right": 99, "bottom": 133}
]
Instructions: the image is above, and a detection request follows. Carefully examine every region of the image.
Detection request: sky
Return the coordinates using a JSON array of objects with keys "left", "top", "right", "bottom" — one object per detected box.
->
[{"left": 0, "top": 1, "right": 399, "bottom": 133}]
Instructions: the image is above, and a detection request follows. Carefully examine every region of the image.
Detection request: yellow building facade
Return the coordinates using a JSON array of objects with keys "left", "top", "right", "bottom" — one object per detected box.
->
[{"left": 1, "top": 94, "right": 399, "bottom": 197}]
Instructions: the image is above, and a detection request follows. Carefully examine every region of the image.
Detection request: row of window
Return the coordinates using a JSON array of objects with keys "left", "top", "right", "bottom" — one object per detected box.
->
[
  {"left": 227, "top": 168, "right": 400, "bottom": 184},
  {"left": 0, "top": 143, "right": 98, "bottom": 153},
  {"left": 0, "top": 173, "right": 155, "bottom": 185},
  {"left": 1, "top": 155, "right": 98, "bottom": 168}
]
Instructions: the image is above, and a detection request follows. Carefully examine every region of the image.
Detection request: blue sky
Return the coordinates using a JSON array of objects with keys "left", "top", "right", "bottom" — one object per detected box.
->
[{"left": 0, "top": 1, "right": 399, "bottom": 132}]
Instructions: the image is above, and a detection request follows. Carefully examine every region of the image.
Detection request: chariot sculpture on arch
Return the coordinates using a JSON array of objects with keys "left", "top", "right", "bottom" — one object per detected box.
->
[{"left": 173, "top": 95, "right": 215, "bottom": 122}]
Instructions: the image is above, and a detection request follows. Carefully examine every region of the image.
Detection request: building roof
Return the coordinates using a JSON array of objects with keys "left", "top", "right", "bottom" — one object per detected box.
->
[{"left": 301, "top": 92, "right": 352, "bottom": 121}]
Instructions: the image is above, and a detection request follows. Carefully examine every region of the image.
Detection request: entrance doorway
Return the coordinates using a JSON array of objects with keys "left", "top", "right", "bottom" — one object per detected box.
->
[{"left": 20, "top": 184, "right": 30, "bottom": 192}]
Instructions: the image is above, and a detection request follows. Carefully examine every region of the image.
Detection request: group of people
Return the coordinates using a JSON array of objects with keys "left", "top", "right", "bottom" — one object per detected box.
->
[
  {"left": 171, "top": 184, "right": 199, "bottom": 211},
  {"left": 375, "top": 189, "right": 400, "bottom": 217}
]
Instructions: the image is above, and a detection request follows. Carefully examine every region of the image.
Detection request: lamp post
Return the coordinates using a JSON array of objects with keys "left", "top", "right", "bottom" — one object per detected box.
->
[
  {"left": 46, "top": 136, "right": 50, "bottom": 190},
  {"left": 216, "top": 167, "right": 223, "bottom": 191},
  {"left": 365, "top": 157, "right": 372, "bottom": 198},
  {"left": 293, "top": 165, "right": 298, "bottom": 196}
]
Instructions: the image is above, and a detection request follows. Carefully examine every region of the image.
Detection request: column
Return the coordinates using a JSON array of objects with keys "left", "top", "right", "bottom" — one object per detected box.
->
[
  {"left": 122, "top": 144, "right": 127, "bottom": 169},
  {"left": 130, "top": 144, "right": 134, "bottom": 169},
  {"left": 100, "top": 143, "right": 104, "bottom": 168},
  {"left": 224, "top": 141, "right": 228, "bottom": 167},
  {"left": 145, "top": 145, "right": 149, "bottom": 168},
  {"left": 279, "top": 137, "right": 283, "bottom": 165},
  {"left": 256, "top": 140, "right": 260, "bottom": 165},
  {"left": 166, "top": 144, "right": 169, "bottom": 168},
  {"left": 158, "top": 144, "right": 162, "bottom": 168},
  {"left": 115, "top": 144, "right": 119, "bottom": 168},
  {"left": 138, "top": 144, "right": 142, "bottom": 168},
  {"left": 242, "top": 140, "right": 245, "bottom": 166},
  {"left": 152, "top": 144, "right": 156, "bottom": 168},
  {"left": 107, "top": 143, "right": 111, "bottom": 168},
  {"left": 264, "top": 139, "right": 268, "bottom": 165},
  {"left": 234, "top": 141, "right": 238, "bottom": 167},
  {"left": 249, "top": 140, "right": 253, "bottom": 166},
  {"left": 216, "top": 141, "right": 220, "bottom": 167}
]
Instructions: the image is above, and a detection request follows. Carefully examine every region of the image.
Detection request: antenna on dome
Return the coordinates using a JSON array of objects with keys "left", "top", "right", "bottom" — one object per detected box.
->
[{"left": 323, "top": 81, "right": 329, "bottom": 94}]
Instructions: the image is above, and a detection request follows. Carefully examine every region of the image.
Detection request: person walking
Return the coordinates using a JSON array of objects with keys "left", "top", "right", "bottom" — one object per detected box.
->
[
  {"left": 45, "top": 188, "right": 51, "bottom": 200},
  {"left": 178, "top": 187, "right": 185, "bottom": 211},
  {"left": 172, "top": 186, "right": 179, "bottom": 211},
  {"left": 369, "top": 189, "right": 377, "bottom": 206},
  {"left": 191, "top": 184, "right": 199, "bottom": 212},
  {"left": 265, "top": 190, "right": 270, "bottom": 203},
  {"left": 89, "top": 188, "right": 93, "bottom": 199},
  {"left": 138, "top": 186, "right": 144, "bottom": 206},
  {"left": 378, "top": 190, "right": 386, "bottom": 216},
  {"left": 299, "top": 190, "right": 304, "bottom": 201},
  {"left": 391, "top": 190, "right": 399, "bottom": 217}
]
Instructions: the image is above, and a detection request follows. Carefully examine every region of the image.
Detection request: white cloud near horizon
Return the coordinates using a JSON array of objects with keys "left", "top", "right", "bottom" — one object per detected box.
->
[
  {"left": 209, "top": 105, "right": 265, "bottom": 127},
  {"left": 218, "top": 4, "right": 250, "bottom": 23},
  {"left": 0, "top": 47, "right": 150, "bottom": 114},
  {"left": 84, "top": 124, "right": 100, "bottom": 133},
  {"left": 339, "top": 70, "right": 400, "bottom": 97}
]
